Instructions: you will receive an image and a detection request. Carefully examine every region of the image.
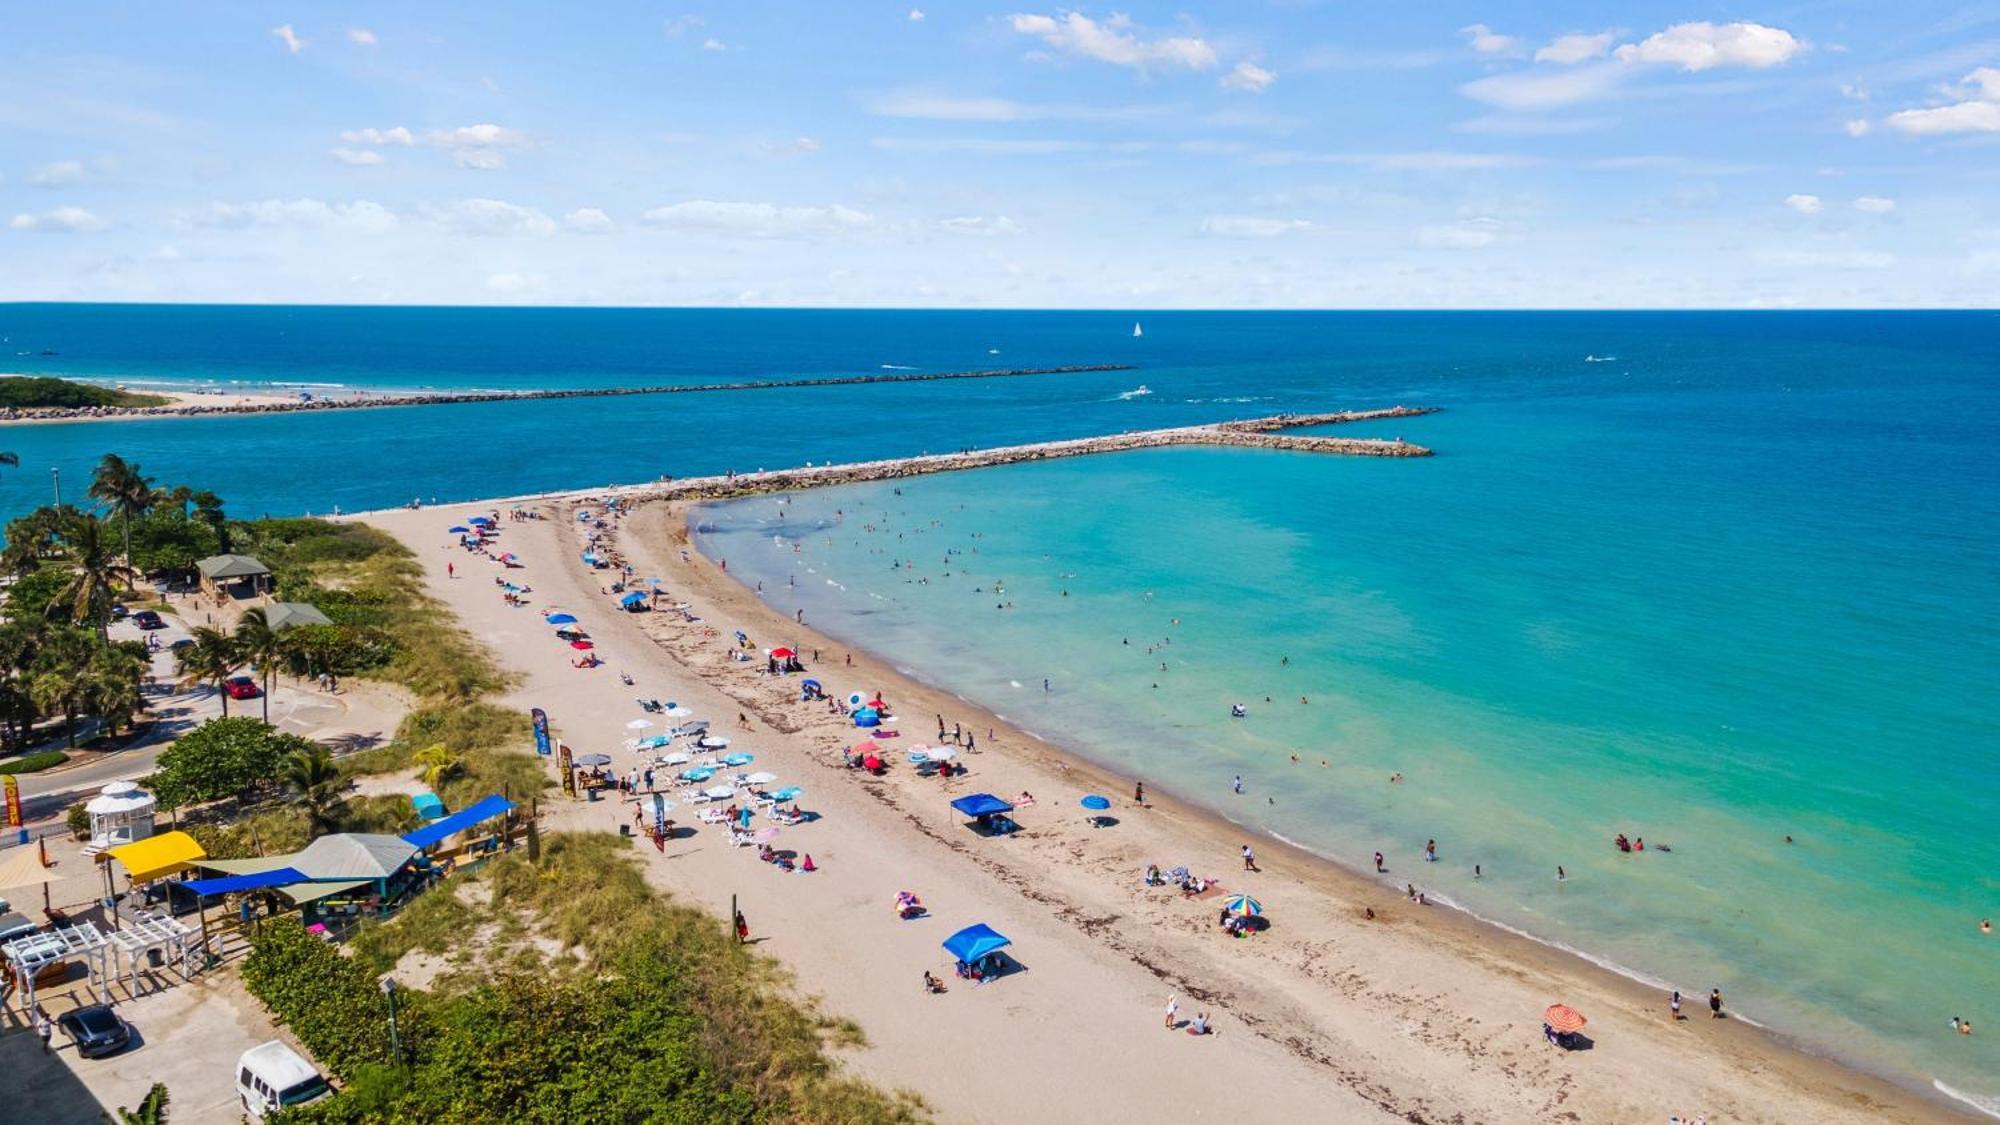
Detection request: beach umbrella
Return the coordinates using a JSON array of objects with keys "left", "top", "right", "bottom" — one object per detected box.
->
[
  {"left": 846, "top": 691, "right": 867, "bottom": 709},
  {"left": 545, "top": 613, "right": 577, "bottom": 625},
  {"left": 1543, "top": 1005, "right": 1587, "bottom": 1033},
  {"left": 925, "top": 746, "right": 956, "bottom": 762},
  {"left": 498, "top": 552, "right": 518, "bottom": 563},
  {"left": 570, "top": 640, "right": 594, "bottom": 650},
  {"left": 852, "top": 740, "right": 882, "bottom": 756},
  {"left": 574, "top": 753, "right": 612, "bottom": 767},
  {"left": 1223, "top": 894, "right": 1263, "bottom": 917},
  {"left": 626, "top": 719, "right": 653, "bottom": 730},
  {"left": 679, "top": 766, "right": 715, "bottom": 782},
  {"left": 619, "top": 591, "right": 647, "bottom": 606},
  {"left": 1080, "top": 795, "right": 1112, "bottom": 811},
  {"left": 721, "top": 752, "right": 754, "bottom": 767},
  {"left": 662, "top": 752, "right": 691, "bottom": 766},
  {"left": 664, "top": 704, "right": 693, "bottom": 718},
  {"left": 771, "top": 786, "right": 804, "bottom": 802},
  {"left": 447, "top": 525, "right": 470, "bottom": 533},
  {"left": 753, "top": 827, "right": 781, "bottom": 842},
  {"left": 770, "top": 647, "right": 796, "bottom": 659},
  {"left": 801, "top": 678, "right": 822, "bottom": 692},
  {"left": 743, "top": 770, "right": 779, "bottom": 785},
  {"left": 695, "top": 736, "right": 731, "bottom": 751},
  {"left": 702, "top": 784, "right": 736, "bottom": 800},
  {"left": 861, "top": 755, "right": 884, "bottom": 771}
]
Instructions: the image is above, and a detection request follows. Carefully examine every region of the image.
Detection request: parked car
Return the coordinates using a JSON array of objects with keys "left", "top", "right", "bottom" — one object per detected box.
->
[
  {"left": 238, "top": 1041, "right": 330, "bottom": 1119},
  {"left": 58, "top": 1004, "right": 132, "bottom": 1058},
  {"left": 224, "top": 675, "right": 261, "bottom": 700},
  {"left": 131, "top": 610, "right": 166, "bottom": 630}
]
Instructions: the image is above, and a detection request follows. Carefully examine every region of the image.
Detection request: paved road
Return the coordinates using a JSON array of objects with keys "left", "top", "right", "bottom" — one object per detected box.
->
[{"left": 14, "top": 612, "right": 357, "bottom": 825}]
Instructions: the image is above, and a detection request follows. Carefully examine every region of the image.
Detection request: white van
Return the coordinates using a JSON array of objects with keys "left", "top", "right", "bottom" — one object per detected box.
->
[{"left": 236, "top": 1040, "right": 331, "bottom": 1119}]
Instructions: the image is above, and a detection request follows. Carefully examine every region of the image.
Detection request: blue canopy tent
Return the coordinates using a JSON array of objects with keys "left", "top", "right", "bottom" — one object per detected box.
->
[
  {"left": 619, "top": 591, "right": 648, "bottom": 609},
  {"left": 949, "top": 793, "right": 1014, "bottom": 818},
  {"left": 545, "top": 613, "right": 577, "bottom": 625},
  {"left": 178, "top": 867, "right": 311, "bottom": 896},
  {"left": 402, "top": 793, "right": 516, "bottom": 850},
  {"left": 943, "top": 923, "right": 1012, "bottom": 965},
  {"left": 412, "top": 792, "right": 446, "bottom": 821}
]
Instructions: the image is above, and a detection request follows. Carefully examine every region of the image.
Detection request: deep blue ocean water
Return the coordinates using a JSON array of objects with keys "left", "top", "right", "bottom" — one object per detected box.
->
[{"left": 4, "top": 305, "right": 1996, "bottom": 1107}]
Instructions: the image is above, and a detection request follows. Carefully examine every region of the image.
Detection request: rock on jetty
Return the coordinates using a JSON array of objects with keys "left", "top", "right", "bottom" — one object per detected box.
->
[
  {"left": 586, "top": 406, "right": 1440, "bottom": 507},
  {"left": 0, "top": 364, "right": 1136, "bottom": 424}
]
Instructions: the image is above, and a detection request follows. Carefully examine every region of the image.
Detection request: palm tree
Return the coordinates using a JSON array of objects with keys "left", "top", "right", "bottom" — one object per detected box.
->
[
  {"left": 281, "top": 745, "right": 346, "bottom": 838},
  {"left": 413, "top": 742, "right": 458, "bottom": 790},
  {"left": 233, "top": 608, "right": 288, "bottom": 723},
  {"left": 174, "top": 626, "right": 240, "bottom": 717},
  {"left": 47, "top": 512, "right": 138, "bottom": 642},
  {"left": 84, "top": 643, "right": 151, "bottom": 735},
  {"left": 28, "top": 667, "right": 84, "bottom": 748},
  {"left": 115, "top": 1082, "right": 169, "bottom": 1125},
  {"left": 88, "top": 454, "right": 155, "bottom": 569}
]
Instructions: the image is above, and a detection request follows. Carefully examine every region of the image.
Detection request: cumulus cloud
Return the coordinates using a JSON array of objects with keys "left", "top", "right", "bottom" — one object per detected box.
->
[
  {"left": 1784, "top": 193, "right": 1823, "bottom": 214},
  {"left": 1008, "top": 12, "right": 1217, "bottom": 71},
  {"left": 1884, "top": 67, "right": 2000, "bottom": 135},
  {"left": 1461, "top": 63, "right": 1624, "bottom": 110},
  {"left": 1613, "top": 22, "right": 1804, "bottom": 71},
  {"left": 908, "top": 8, "right": 925, "bottom": 21},
  {"left": 1844, "top": 118, "right": 1872, "bottom": 137},
  {"left": 1536, "top": 32, "right": 1613, "bottom": 65},
  {"left": 1200, "top": 215, "right": 1313, "bottom": 238},
  {"left": 1221, "top": 61, "right": 1276, "bottom": 93},
  {"left": 28, "top": 161, "right": 86, "bottom": 187},
  {"left": 348, "top": 27, "right": 377, "bottom": 46},
  {"left": 1852, "top": 195, "right": 1896, "bottom": 213},
  {"left": 340, "top": 126, "right": 415, "bottom": 146},
  {"left": 9, "top": 206, "right": 106, "bottom": 233},
  {"left": 641, "top": 200, "right": 875, "bottom": 238},
  {"left": 936, "top": 216, "right": 1022, "bottom": 236},
  {"left": 773, "top": 136, "right": 822, "bottom": 155},
  {"left": 188, "top": 199, "right": 397, "bottom": 233},
  {"left": 1417, "top": 217, "right": 1500, "bottom": 248},
  {"left": 564, "top": 208, "right": 615, "bottom": 233},
  {"left": 420, "top": 198, "right": 556, "bottom": 236},
  {"left": 425, "top": 124, "right": 530, "bottom": 169},
  {"left": 1461, "top": 24, "right": 1519, "bottom": 55},
  {"left": 272, "top": 24, "right": 304, "bottom": 54},
  {"left": 702, "top": 38, "right": 727, "bottom": 52},
  {"left": 330, "top": 148, "right": 386, "bottom": 166}
]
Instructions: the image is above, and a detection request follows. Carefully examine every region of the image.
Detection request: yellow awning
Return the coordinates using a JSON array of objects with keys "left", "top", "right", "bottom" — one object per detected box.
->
[{"left": 106, "top": 831, "right": 206, "bottom": 883}]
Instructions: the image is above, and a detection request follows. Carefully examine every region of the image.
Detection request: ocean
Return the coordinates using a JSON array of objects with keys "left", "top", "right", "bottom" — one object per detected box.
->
[{"left": 5, "top": 305, "right": 1997, "bottom": 1108}]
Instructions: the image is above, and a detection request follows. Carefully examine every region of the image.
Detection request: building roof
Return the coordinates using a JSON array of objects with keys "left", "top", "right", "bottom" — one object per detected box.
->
[
  {"left": 201, "top": 832, "right": 417, "bottom": 882},
  {"left": 196, "top": 554, "right": 270, "bottom": 580},
  {"left": 106, "top": 830, "right": 206, "bottom": 883},
  {"left": 264, "top": 602, "right": 333, "bottom": 631}
]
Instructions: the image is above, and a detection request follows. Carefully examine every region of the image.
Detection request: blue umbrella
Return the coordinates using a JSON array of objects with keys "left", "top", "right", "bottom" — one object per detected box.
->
[
  {"left": 721, "top": 752, "right": 754, "bottom": 767},
  {"left": 1080, "top": 795, "right": 1111, "bottom": 811},
  {"left": 619, "top": 591, "right": 647, "bottom": 606},
  {"left": 942, "top": 923, "right": 1011, "bottom": 964},
  {"left": 468, "top": 516, "right": 493, "bottom": 525},
  {"left": 771, "top": 786, "right": 804, "bottom": 802},
  {"left": 545, "top": 613, "right": 577, "bottom": 625},
  {"left": 447, "top": 525, "right": 470, "bottom": 533},
  {"left": 679, "top": 766, "right": 716, "bottom": 782}
]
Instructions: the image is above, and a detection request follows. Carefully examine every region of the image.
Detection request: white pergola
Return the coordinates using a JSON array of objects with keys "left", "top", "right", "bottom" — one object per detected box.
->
[
  {"left": 3, "top": 920, "right": 112, "bottom": 1016},
  {"left": 108, "top": 912, "right": 200, "bottom": 995}
]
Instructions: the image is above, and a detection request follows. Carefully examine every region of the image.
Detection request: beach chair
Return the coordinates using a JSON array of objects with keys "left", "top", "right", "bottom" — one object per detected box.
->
[
  {"left": 729, "top": 831, "right": 757, "bottom": 847},
  {"left": 697, "top": 808, "right": 728, "bottom": 825}
]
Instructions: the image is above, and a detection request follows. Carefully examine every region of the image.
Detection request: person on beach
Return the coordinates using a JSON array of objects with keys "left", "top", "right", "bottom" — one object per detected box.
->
[
  {"left": 1164, "top": 996, "right": 1178, "bottom": 1029},
  {"left": 1374, "top": 851, "right": 1386, "bottom": 873},
  {"left": 1557, "top": 866, "right": 1567, "bottom": 881},
  {"left": 1187, "top": 1012, "right": 1211, "bottom": 1036},
  {"left": 1425, "top": 839, "right": 1437, "bottom": 863},
  {"left": 1134, "top": 781, "right": 1145, "bottom": 805},
  {"left": 1242, "top": 845, "right": 1259, "bottom": 872},
  {"left": 1670, "top": 990, "right": 1683, "bottom": 1021},
  {"left": 735, "top": 910, "right": 750, "bottom": 943},
  {"left": 1709, "top": 988, "right": 1723, "bottom": 1018},
  {"left": 447, "top": 562, "right": 455, "bottom": 579},
  {"left": 924, "top": 971, "right": 945, "bottom": 994},
  {"left": 1232, "top": 775, "right": 1243, "bottom": 794},
  {"left": 1474, "top": 864, "right": 1482, "bottom": 879}
]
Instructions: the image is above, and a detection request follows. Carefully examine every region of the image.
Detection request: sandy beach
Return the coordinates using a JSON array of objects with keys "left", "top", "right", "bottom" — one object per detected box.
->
[
  {"left": 0, "top": 380, "right": 302, "bottom": 424},
  {"left": 356, "top": 494, "right": 1967, "bottom": 1124}
]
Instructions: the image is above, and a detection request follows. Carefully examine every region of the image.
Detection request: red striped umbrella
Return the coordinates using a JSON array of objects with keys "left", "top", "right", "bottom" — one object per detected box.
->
[{"left": 1543, "top": 1004, "right": 1587, "bottom": 1033}]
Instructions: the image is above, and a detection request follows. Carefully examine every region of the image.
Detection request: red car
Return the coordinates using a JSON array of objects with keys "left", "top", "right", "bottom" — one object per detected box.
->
[{"left": 224, "top": 676, "right": 261, "bottom": 700}]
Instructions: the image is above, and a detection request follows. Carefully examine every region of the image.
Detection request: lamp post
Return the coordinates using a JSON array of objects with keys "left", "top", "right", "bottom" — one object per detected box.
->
[
  {"left": 51, "top": 467, "right": 60, "bottom": 509},
  {"left": 379, "top": 976, "right": 402, "bottom": 1065}
]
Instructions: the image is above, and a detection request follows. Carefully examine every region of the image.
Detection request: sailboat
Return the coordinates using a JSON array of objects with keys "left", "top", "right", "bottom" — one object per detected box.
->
[{"left": 1132, "top": 321, "right": 1144, "bottom": 338}]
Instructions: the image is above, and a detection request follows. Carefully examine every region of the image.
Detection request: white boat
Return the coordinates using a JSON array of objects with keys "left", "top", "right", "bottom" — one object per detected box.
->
[{"left": 1132, "top": 322, "right": 1144, "bottom": 338}]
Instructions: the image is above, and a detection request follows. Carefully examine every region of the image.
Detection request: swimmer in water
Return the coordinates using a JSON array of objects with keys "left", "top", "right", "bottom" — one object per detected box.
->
[{"left": 1557, "top": 866, "right": 1567, "bottom": 881}]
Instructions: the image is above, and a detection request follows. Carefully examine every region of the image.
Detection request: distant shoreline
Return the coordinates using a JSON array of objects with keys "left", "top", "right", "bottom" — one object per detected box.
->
[{"left": 0, "top": 363, "right": 1138, "bottom": 425}]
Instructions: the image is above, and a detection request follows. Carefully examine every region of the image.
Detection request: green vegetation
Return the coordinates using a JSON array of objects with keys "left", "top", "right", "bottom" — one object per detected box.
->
[
  {"left": 0, "top": 749, "right": 68, "bottom": 774},
  {"left": 250, "top": 834, "right": 923, "bottom": 1124},
  {"left": 114, "top": 1083, "right": 171, "bottom": 1125},
  {"left": 145, "top": 716, "right": 312, "bottom": 811},
  {"left": 0, "top": 376, "right": 169, "bottom": 411}
]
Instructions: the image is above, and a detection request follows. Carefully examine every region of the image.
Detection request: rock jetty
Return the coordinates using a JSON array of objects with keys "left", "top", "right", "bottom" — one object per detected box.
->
[{"left": 0, "top": 364, "right": 1136, "bottom": 424}]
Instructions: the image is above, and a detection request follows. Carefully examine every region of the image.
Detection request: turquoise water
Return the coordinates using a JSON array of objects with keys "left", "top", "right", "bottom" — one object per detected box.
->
[
  {"left": 690, "top": 332, "right": 1999, "bottom": 1108},
  {"left": 3, "top": 305, "right": 1995, "bottom": 1105}
]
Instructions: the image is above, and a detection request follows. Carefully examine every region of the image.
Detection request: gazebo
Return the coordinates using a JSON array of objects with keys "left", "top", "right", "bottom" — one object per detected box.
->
[
  {"left": 196, "top": 553, "right": 271, "bottom": 599},
  {"left": 263, "top": 602, "right": 333, "bottom": 631},
  {"left": 83, "top": 781, "right": 157, "bottom": 857}
]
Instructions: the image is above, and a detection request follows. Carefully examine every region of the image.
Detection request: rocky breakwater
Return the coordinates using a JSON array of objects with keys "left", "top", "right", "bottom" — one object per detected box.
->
[{"left": 631, "top": 406, "right": 1439, "bottom": 505}]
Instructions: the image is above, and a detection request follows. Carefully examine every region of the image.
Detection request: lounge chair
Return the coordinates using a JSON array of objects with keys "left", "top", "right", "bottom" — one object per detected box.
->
[{"left": 698, "top": 808, "right": 728, "bottom": 825}]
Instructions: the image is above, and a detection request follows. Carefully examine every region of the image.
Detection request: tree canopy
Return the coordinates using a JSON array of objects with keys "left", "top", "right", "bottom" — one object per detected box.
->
[{"left": 145, "top": 716, "right": 314, "bottom": 810}]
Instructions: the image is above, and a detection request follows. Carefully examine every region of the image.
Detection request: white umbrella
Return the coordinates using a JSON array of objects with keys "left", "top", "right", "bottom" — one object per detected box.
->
[
  {"left": 662, "top": 752, "right": 691, "bottom": 766},
  {"left": 626, "top": 719, "right": 654, "bottom": 730},
  {"left": 743, "top": 771, "right": 778, "bottom": 785},
  {"left": 925, "top": 746, "right": 956, "bottom": 762},
  {"left": 702, "top": 785, "right": 736, "bottom": 800},
  {"left": 664, "top": 705, "right": 694, "bottom": 718}
]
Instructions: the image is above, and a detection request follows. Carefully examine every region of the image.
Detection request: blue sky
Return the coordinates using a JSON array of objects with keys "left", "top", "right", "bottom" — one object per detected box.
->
[{"left": 3, "top": 3, "right": 1997, "bottom": 307}]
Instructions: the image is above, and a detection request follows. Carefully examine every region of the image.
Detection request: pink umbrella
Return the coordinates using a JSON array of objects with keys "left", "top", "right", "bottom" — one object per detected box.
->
[{"left": 753, "top": 826, "right": 780, "bottom": 842}]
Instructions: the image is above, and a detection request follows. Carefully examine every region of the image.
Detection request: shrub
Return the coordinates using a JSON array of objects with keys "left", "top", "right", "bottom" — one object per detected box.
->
[
  {"left": 0, "top": 750, "right": 68, "bottom": 775},
  {"left": 243, "top": 919, "right": 421, "bottom": 1077},
  {"left": 67, "top": 800, "right": 91, "bottom": 838},
  {"left": 146, "top": 717, "right": 314, "bottom": 810}
]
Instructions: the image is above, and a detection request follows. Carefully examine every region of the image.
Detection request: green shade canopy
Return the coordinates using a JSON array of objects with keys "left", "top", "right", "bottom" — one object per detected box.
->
[
  {"left": 196, "top": 554, "right": 270, "bottom": 581},
  {"left": 264, "top": 602, "right": 333, "bottom": 631}
]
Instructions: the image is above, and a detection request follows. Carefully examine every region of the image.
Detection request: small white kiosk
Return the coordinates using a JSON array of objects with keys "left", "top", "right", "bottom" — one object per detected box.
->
[{"left": 84, "top": 781, "right": 158, "bottom": 856}]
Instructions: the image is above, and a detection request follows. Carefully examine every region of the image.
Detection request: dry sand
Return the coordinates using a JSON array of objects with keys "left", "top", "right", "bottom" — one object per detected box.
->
[{"left": 358, "top": 497, "right": 1966, "bottom": 1124}]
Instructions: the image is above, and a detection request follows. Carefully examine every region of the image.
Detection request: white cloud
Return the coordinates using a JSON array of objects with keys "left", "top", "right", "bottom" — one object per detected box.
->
[
  {"left": 340, "top": 126, "right": 415, "bottom": 146},
  {"left": 863, "top": 91, "right": 1161, "bottom": 121},
  {"left": 1613, "top": 22, "right": 1804, "bottom": 71},
  {"left": 348, "top": 27, "right": 377, "bottom": 46},
  {"left": 936, "top": 216, "right": 1022, "bottom": 236},
  {"left": 1536, "top": 32, "right": 1614, "bottom": 65},
  {"left": 1461, "top": 63, "right": 1624, "bottom": 110},
  {"left": 564, "top": 208, "right": 615, "bottom": 233},
  {"left": 1255, "top": 150, "right": 1540, "bottom": 171},
  {"left": 421, "top": 198, "right": 556, "bottom": 236},
  {"left": 1461, "top": 24, "right": 1519, "bottom": 55},
  {"left": 775, "top": 136, "right": 821, "bottom": 155},
  {"left": 641, "top": 200, "right": 875, "bottom": 238},
  {"left": 1839, "top": 82, "right": 1869, "bottom": 101},
  {"left": 664, "top": 15, "right": 703, "bottom": 36},
  {"left": 1853, "top": 195, "right": 1896, "bottom": 213},
  {"left": 1221, "top": 61, "right": 1275, "bottom": 93},
  {"left": 272, "top": 24, "right": 304, "bottom": 55},
  {"left": 701, "top": 38, "right": 727, "bottom": 52},
  {"left": 1457, "top": 114, "right": 1610, "bottom": 136},
  {"left": 189, "top": 199, "right": 397, "bottom": 233},
  {"left": 1884, "top": 68, "right": 2000, "bottom": 135},
  {"left": 1784, "top": 193, "right": 1824, "bottom": 214},
  {"left": 1008, "top": 12, "right": 1218, "bottom": 71},
  {"left": 908, "top": 8, "right": 925, "bottom": 21},
  {"left": 1844, "top": 118, "right": 1872, "bottom": 137},
  {"left": 425, "top": 124, "right": 530, "bottom": 169},
  {"left": 27, "top": 161, "right": 85, "bottom": 187},
  {"left": 9, "top": 206, "right": 106, "bottom": 233},
  {"left": 1755, "top": 249, "right": 1895, "bottom": 270},
  {"left": 871, "top": 137, "right": 1101, "bottom": 155},
  {"left": 1200, "top": 215, "right": 1313, "bottom": 238},
  {"left": 1417, "top": 217, "right": 1500, "bottom": 248},
  {"left": 330, "top": 148, "right": 386, "bottom": 166}
]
